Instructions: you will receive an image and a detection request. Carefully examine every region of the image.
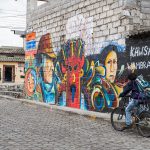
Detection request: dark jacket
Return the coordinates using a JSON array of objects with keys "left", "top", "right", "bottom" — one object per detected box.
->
[{"left": 119, "top": 80, "right": 140, "bottom": 100}]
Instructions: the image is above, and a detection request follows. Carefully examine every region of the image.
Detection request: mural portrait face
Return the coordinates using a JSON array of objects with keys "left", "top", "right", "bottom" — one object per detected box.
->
[
  {"left": 25, "top": 68, "right": 36, "bottom": 96},
  {"left": 105, "top": 50, "right": 117, "bottom": 83},
  {"left": 43, "top": 57, "right": 54, "bottom": 83},
  {"left": 27, "top": 73, "right": 35, "bottom": 92},
  {"left": 90, "top": 44, "right": 125, "bottom": 111}
]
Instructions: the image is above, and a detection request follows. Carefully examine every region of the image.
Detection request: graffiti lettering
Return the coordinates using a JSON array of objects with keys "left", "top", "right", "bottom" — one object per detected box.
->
[
  {"left": 130, "top": 46, "right": 150, "bottom": 58},
  {"left": 132, "top": 61, "right": 150, "bottom": 69}
]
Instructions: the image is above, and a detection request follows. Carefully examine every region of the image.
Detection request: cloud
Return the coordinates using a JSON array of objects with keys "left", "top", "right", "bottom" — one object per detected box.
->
[{"left": 0, "top": 0, "right": 26, "bottom": 47}]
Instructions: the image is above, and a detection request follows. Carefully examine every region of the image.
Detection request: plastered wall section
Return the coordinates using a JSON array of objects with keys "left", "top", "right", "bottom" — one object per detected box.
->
[{"left": 0, "top": 62, "right": 24, "bottom": 84}]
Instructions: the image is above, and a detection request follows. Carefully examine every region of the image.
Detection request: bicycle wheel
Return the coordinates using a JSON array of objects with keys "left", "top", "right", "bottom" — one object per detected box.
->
[
  {"left": 111, "top": 107, "right": 126, "bottom": 131},
  {"left": 137, "top": 111, "right": 150, "bottom": 138}
]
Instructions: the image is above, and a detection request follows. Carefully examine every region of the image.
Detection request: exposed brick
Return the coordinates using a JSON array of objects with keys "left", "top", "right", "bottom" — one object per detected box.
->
[
  {"left": 99, "top": 0, "right": 107, "bottom": 7},
  {"left": 79, "top": 1, "right": 84, "bottom": 8},
  {"left": 114, "top": 7, "right": 121, "bottom": 15},
  {"left": 94, "top": 14, "right": 100, "bottom": 21},
  {"left": 93, "top": 2, "right": 100, "bottom": 9},
  {"left": 97, "top": 19, "right": 104, "bottom": 26},
  {"left": 104, "top": 18, "right": 111, "bottom": 24},
  {"left": 110, "top": 28, "right": 118, "bottom": 34},
  {"left": 112, "top": 15, "right": 119, "bottom": 22},
  {"left": 100, "top": 12, "right": 107, "bottom": 19},
  {"left": 96, "top": 7, "right": 103, "bottom": 14},
  {"left": 107, "top": 22, "right": 113, "bottom": 29},
  {"left": 103, "top": 5, "right": 110, "bottom": 12},
  {"left": 84, "top": 0, "right": 90, "bottom": 7},
  {"left": 100, "top": 24, "right": 107, "bottom": 30},
  {"left": 113, "top": 20, "right": 121, "bottom": 28},
  {"left": 90, "top": 9, "right": 96, "bottom": 16},
  {"left": 111, "top": 2, "right": 119, "bottom": 9},
  {"left": 126, "top": 25, "right": 134, "bottom": 31},
  {"left": 102, "top": 29, "right": 109, "bottom": 36},
  {"left": 107, "top": 0, "right": 114, "bottom": 5},
  {"left": 27, "top": 0, "right": 150, "bottom": 58},
  {"left": 118, "top": 26, "right": 125, "bottom": 33},
  {"left": 107, "top": 10, "right": 114, "bottom": 17}
]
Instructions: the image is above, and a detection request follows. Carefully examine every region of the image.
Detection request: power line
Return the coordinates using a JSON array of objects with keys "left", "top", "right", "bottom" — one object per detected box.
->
[
  {"left": 0, "top": 21, "right": 26, "bottom": 25},
  {"left": 0, "top": 25, "right": 26, "bottom": 29},
  {"left": 0, "top": 24, "right": 26, "bottom": 27},
  {"left": 0, "top": 9, "right": 25, "bottom": 13},
  {"left": 0, "top": 14, "right": 26, "bottom": 18},
  {"left": 0, "top": 11, "right": 26, "bottom": 15},
  {"left": 0, "top": 20, "right": 26, "bottom": 24}
]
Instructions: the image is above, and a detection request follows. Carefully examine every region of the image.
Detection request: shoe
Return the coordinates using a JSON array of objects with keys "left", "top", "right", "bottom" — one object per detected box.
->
[{"left": 123, "top": 124, "right": 132, "bottom": 129}]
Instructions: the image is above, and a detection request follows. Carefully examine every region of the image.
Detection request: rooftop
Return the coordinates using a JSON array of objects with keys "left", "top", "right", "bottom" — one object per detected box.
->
[
  {"left": 0, "top": 46, "right": 24, "bottom": 54},
  {"left": 0, "top": 55, "right": 25, "bottom": 62}
]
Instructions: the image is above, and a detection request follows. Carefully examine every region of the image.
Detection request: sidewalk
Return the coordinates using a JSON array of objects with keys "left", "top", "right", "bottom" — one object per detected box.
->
[{"left": 0, "top": 94, "right": 110, "bottom": 121}]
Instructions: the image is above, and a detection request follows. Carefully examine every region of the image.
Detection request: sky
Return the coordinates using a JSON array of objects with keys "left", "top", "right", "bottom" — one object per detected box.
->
[{"left": 0, "top": 0, "right": 26, "bottom": 47}]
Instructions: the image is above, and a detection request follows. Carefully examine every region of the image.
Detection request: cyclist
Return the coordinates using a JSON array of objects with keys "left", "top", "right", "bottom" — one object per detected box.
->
[{"left": 119, "top": 71, "right": 140, "bottom": 129}]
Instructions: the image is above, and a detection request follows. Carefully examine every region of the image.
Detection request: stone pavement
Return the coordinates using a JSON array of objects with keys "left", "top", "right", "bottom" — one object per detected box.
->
[{"left": 0, "top": 96, "right": 150, "bottom": 150}]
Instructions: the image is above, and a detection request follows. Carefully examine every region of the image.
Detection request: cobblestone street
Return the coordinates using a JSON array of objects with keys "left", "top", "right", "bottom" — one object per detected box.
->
[{"left": 0, "top": 97, "right": 150, "bottom": 150}]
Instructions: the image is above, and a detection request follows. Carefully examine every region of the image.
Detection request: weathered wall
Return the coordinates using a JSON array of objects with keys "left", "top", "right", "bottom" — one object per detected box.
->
[
  {"left": 25, "top": 0, "right": 150, "bottom": 111},
  {"left": 27, "top": 0, "right": 127, "bottom": 54}
]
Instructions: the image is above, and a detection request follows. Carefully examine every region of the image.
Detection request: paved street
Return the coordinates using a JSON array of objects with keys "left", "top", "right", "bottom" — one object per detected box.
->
[{"left": 0, "top": 98, "right": 150, "bottom": 150}]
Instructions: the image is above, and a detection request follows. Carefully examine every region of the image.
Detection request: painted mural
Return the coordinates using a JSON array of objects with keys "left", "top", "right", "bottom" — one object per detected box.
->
[
  {"left": 55, "top": 40, "right": 127, "bottom": 111},
  {"left": 25, "top": 32, "right": 37, "bottom": 99},
  {"left": 88, "top": 44, "right": 127, "bottom": 111},
  {"left": 25, "top": 31, "right": 150, "bottom": 112},
  {"left": 126, "top": 34, "right": 150, "bottom": 81},
  {"left": 25, "top": 33, "right": 60, "bottom": 103},
  {"left": 56, "top": 39, "right": 94, "bottom": 109}
]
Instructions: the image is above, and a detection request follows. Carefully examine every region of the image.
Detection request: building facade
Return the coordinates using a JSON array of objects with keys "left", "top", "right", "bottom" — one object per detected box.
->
[
  {"left": 25, "top": 0, "right": 150, "bottom": 111},
  {"left": 0, "top": 46, "right": 25, "bottom": 84}
]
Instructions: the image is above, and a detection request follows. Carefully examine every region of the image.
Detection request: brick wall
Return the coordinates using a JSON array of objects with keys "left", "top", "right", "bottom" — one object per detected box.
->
[
  {"left": 27, "top": 0, "right": 126, "bottom": 54},
  {"left": 26, "top": 0, "right": 150, "bottom": 52}
]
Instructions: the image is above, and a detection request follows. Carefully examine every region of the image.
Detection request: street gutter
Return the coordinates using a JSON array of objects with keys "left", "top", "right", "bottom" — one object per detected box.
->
[{"left": 0, "top": 95, "right": 111, "bottom": 121}]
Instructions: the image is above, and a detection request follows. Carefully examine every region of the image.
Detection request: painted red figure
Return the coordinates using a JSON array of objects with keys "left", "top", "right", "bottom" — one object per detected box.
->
[{"left": 61, "top": 39, "right": 85, "bottom": 108}]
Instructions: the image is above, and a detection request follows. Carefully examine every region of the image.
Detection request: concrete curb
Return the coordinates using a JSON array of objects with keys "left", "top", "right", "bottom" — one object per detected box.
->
[{"left": 0, "top": 95, "right": 111, "bottom": 121}]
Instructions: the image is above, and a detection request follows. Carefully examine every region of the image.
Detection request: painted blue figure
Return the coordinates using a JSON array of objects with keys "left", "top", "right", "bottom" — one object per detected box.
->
[
  {"left": 38, "top": 65, "right": 60, "bottom": 104},
  {"left": 36, "top": 33, "right": 60, "bottom": 104}
]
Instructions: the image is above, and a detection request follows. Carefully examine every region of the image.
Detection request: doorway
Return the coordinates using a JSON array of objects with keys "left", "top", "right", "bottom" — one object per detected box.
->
[{"left": 3, "top": 65, "right": 15, "bottom": 82}]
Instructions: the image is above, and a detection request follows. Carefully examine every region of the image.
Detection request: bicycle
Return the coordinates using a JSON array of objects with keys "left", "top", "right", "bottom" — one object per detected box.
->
[{"left": 111, "top": 96, "right": 150, "bottom": 137}]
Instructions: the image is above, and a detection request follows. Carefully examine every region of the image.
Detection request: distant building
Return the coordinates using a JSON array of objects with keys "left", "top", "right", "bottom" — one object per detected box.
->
[{"left": 0, "top": 46, "right": 25, "bottom": 83}]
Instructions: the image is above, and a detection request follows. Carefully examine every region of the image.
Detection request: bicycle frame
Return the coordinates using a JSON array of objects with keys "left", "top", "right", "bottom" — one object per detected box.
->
[
  {"left": 120, "top": 96, "right": 149, "bottom": 124},
  {"left": 111, "top": 96, "right": 150, "bottom": 137}
]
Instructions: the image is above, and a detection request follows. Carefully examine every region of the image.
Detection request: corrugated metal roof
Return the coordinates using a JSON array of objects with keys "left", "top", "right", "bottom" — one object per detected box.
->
[{"left": 0, "top": 46, "right": 24, "bottom": 54}]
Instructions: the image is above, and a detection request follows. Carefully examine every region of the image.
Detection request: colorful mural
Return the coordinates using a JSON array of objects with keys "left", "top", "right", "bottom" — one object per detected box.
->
[
  {"left": 126, "top": 34, "right": 150, "bottom": 81},
  {"left": 25, "top": 32, "right": 150, "bottom": 112},
  {"left": 56, "top": 39, "right": 93, "bottom": 109},
  {"left": 89, "top": 44, "right": 126, "bottom": 111},
  {"left": 25, "top": 32, "right": 37, "bottom": 99},
  {"left": 25, "top": 33, "right": 60, "bottom": 103}
]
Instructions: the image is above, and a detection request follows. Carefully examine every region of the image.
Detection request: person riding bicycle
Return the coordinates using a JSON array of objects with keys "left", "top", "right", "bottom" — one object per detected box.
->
[{"left": 119, "top": 71, "right": 140, "bottom": 129}]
